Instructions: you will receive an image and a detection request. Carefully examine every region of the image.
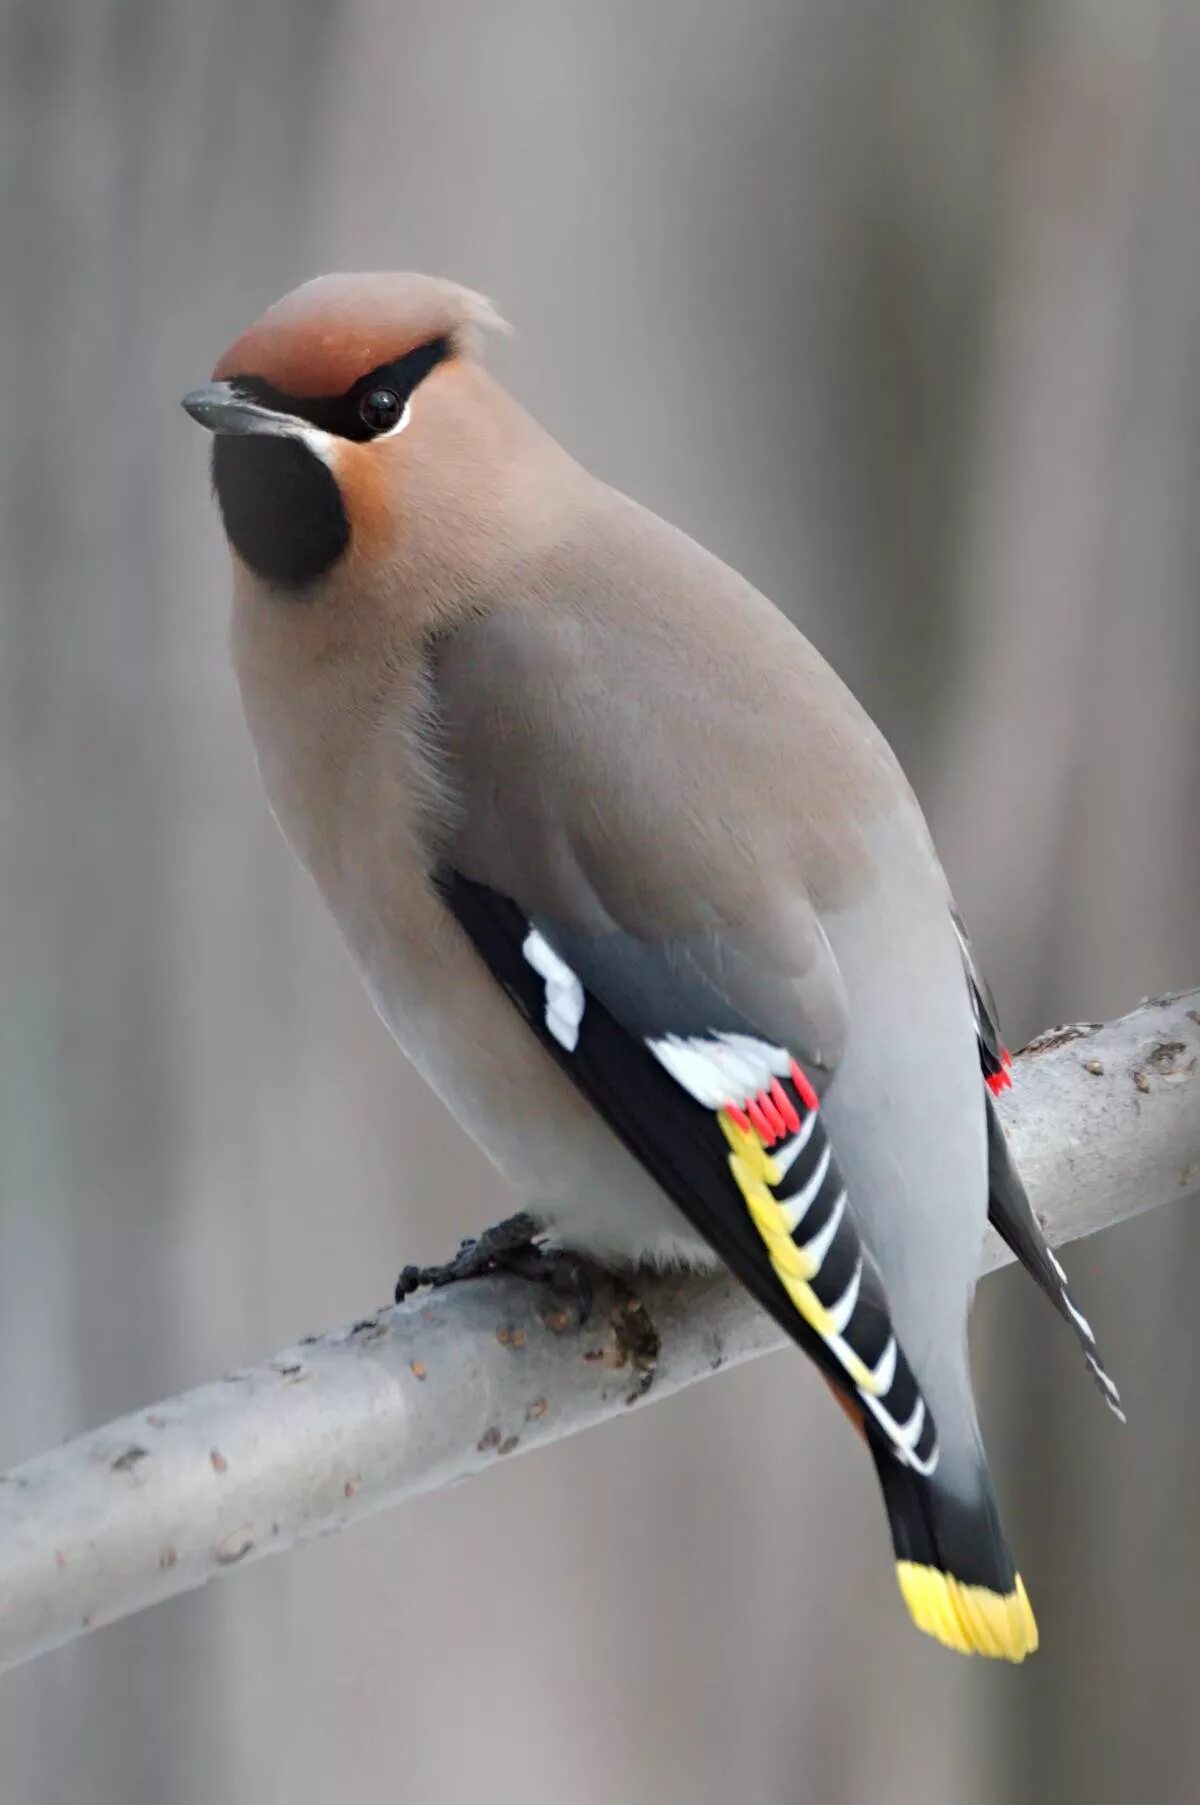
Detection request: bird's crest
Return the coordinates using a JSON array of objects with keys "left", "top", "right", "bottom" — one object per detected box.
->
[{"left": 212, "top": 271, "right": 508, "bottom": 398}]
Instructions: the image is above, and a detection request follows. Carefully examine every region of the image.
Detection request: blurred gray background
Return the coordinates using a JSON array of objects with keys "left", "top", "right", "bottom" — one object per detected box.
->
[{"left": 2, "top": 2, "right": 1199, "bottom": 1801}]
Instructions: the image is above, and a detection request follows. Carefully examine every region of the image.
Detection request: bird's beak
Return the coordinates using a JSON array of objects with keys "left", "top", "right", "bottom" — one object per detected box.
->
[{"left": 181, "top": 382, "right": 303, "bottom": 439}]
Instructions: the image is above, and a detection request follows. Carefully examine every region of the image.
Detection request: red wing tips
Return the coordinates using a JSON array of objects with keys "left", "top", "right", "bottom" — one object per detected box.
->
[
  {"left": 746, "top": 1094, "right": 776, "bottom": 1141},
  {"left": 737, "top": 1092, "right": 786, "bottom": 1146},
  {"left": 986, "top": 1069, "right": 1012, "bottom": 1096},
  {"left": 789, "top": 1058, "right": 821, "bottom": 1115},
  {"left": 770, "top": 1075, "right": 801, "bottom": 1135},
  {"left": 723, "top": 1063, "right": 819, "bottom": 1149},
  {"left": 1002, "top": 1046, "right": 1013, "bottom": 1069}
]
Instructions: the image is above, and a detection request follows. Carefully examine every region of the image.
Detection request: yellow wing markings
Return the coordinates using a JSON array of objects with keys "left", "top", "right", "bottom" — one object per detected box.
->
[{"left": 720, "top": 1112, "right": 879, "bottom": 1396}]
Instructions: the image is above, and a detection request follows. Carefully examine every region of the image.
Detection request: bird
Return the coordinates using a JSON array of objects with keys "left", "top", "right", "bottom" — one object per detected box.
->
[{"left": 183, "top": 272, "right": 1121, "bottom": 1661}]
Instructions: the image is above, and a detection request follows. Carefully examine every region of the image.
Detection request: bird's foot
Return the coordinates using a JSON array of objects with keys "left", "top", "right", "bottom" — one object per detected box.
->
[
  {"left": 394, "top": 1211, "right": 543, "bottom": 1299},
  {"left": 492, "top": 1239, "right": 595, "bottom": 1324},
  {"left": 394, "top": 1211, "right": 594, "bottom": 1322}
]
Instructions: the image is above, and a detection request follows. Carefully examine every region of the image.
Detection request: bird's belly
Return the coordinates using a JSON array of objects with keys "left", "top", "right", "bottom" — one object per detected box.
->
[{"left": 360, "top": 939, "right": 715, "bottom": 1271}]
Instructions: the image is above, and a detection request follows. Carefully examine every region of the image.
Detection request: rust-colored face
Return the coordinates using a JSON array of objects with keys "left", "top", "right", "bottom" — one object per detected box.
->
[{"left": 183, "top": 272, "right": 502, "bottom": 591}]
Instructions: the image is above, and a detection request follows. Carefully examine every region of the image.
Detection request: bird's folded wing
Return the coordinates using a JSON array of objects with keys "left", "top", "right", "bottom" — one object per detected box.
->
[
  {"left": 437, "top": 867, "right": 940, "bottom": 1475},
  {"left": 950, "top": 905, "right": 1124, "bottom": 1417},
  {"left": 950, "top": 905, "right": 1012, "bottom": 1094}
]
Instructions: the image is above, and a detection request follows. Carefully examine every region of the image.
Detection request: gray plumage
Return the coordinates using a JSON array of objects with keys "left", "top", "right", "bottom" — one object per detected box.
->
[{"left": 183, "top": 271, "right": 1120, "bottom": 1659}]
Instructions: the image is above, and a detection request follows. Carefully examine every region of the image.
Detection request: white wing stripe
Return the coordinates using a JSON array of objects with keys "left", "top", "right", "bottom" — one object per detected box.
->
[
  {"left": 798, "top": 1186, "right": 845, "bottom": 1272},
  {"left": 778, "top": 1144, "right": 831, "bottom": 1232},
  {"left": 647, "top": 1031, "right": 792, "bottom": 1109},
  {"left": 827, "top": 1257, "right": 862, "bottom": 1334},
  {"left": 522, "top": 929, "right": 585, "bottom": 1052},
  {"left": 771, "top": 1109, "right": 818, "bottom": 1177},
  {"left": 869, "top": 1336, "right": 898, "bottom": 1396},
  {"left": 894, "top": 1395, "right": 926, "bottom": 1452},
  {"left": 857, "top": 1388, "right": 938, "bottom": 1474}
]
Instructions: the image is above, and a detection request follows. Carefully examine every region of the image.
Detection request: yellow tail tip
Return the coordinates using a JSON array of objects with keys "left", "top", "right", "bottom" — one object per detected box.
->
[{"left": 896, "top": 1563, "right": 1039, "bottom": 1662}]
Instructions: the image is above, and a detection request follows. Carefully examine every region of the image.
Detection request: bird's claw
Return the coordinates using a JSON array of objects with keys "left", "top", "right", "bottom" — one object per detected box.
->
[
  {"left": 492, "top": 1241, "right": 595, "bottom": 1323},
  {"left": 395, "top": 1211, "right": 594, "bottom": 1321}
]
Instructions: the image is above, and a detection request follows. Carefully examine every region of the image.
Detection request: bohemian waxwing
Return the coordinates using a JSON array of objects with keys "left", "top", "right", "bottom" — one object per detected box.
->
[{"left": 183, "top": 272, "right": 1122, "bottom": 1662}]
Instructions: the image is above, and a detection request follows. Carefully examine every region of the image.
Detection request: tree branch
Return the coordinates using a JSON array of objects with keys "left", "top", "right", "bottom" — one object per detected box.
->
[{"left": 2, "top": 993, "right": 1197, "bottom": 1675}]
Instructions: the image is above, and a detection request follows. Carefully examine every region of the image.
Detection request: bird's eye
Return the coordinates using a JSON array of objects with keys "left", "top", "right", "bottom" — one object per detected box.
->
[{"left": 359, "top": 387, "right": 403, "bottom": 433}]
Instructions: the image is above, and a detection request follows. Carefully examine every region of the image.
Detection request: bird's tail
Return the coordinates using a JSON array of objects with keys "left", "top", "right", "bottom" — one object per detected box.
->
[{"left": 869, "top": 1436, "right": 1038, "bottom": 1661}]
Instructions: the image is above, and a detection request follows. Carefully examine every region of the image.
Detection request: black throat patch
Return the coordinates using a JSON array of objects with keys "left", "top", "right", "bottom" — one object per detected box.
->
[
  {"left": 211, "top": 435, "right": 349, "bottom": 592},
  {"left": 209, "top": 335, "right": 453, "bottom": 594}
]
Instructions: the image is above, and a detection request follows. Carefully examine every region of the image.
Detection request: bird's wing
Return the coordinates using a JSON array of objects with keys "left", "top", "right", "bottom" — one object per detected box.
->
[
  {"left": 949, "top": 905, "right": 1012, "bottom": 1095},
  {"left": 950, "top": 906, "right": 1123, "bottom": 1418},
  {"left": 439, "top": 870, "right": 940, "bottom": 1474},
  {"left": 431, "top": 602, "right": 940, "bottom": 1474}
]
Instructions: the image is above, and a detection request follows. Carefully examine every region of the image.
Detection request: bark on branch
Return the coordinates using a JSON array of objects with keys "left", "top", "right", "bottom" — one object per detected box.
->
[{"left": 2, "top": 993, "right": 1198, "bottom": 1676}]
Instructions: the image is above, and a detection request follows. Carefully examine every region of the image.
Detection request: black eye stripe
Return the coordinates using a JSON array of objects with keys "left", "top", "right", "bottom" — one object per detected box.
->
[{"left": 229, "top": 335, "right": 452, "bottom": 442}]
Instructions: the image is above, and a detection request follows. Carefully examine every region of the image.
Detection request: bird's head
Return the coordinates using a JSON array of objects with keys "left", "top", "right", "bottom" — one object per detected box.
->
[{"left": 183, "top": 273, "right": 509, "bottom": 593}]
